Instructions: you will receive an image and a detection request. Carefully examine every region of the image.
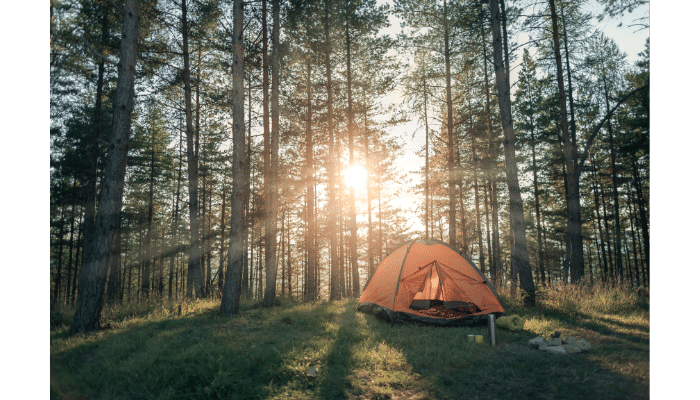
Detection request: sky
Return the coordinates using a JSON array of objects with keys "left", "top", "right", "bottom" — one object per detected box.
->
[{"left": 375, "top": 0, "right": 651, "bottom": 234}]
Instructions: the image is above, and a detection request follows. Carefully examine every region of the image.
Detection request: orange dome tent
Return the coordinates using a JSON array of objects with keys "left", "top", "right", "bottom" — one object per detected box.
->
[{"left": 357, "top": 238, "right": 504, "bottom": 326}]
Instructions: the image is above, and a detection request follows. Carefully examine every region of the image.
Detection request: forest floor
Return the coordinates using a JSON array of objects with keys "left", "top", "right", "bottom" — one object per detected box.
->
[{"left": 50, "top": 285, "right": 649, "bottom": 399}]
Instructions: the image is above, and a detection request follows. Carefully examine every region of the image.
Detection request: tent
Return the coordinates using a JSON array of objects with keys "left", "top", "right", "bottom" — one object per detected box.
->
[{"left": 357, "top": 238, "right": 504, "bottom": 326}]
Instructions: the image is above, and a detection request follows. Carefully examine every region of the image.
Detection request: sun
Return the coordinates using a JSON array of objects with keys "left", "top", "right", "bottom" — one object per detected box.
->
[{"left": 342, "top": 165, "right": 367, "bottom": 191}]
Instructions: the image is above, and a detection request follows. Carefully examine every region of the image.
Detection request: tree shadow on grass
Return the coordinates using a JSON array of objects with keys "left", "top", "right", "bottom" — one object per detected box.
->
[
  {"left": 50, "top": 299, "right": 649, "bottom": 400},
  {"left": 523, "top": 304, "right": 650, "bottom": 346},
  {"left": 316, "top": 302, "right": 365, "bottom": 399},
  {"left": 361, "top": 304, "right": 649, "bottom": 400},
  {"left": 51, "top": 304, "right": 300, "bottom": 399},
  {"left": 51, "top": 299, "right": 368, "bottom": 399}
]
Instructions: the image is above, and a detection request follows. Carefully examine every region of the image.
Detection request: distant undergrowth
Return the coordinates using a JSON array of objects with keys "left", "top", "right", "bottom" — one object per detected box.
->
[{"left": 498, "top": 281, "right": 649, "bottom": 316}]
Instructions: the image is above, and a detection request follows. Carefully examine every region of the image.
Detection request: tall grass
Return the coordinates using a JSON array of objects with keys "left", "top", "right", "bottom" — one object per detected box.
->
[{"left": 498, "top": 281, "right": 649, "bottom": 316}]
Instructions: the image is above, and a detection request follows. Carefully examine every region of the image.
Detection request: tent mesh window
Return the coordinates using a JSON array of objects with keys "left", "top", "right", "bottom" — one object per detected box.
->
[{"left": 405, "top": 261, "right": 482, "bottom": 318}]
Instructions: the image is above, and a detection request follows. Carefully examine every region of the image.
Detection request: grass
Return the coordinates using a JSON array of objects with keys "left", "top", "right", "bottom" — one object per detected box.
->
[{"left": 50, "top": 284, "right": 649, "bottom": 399}]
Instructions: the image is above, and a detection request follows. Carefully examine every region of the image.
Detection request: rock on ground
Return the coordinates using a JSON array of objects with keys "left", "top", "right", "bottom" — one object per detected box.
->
[{"left": 544, "top": 346, "right": 567, "bottom": 355}]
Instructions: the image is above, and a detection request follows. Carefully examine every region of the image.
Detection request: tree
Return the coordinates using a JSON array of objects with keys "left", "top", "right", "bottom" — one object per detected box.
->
[
  {"left": 179, "top": 0, "right": 205, "bottom": 299},
  {"left": 487, "top": 0, "right": 535, "bottom": 303},
  {"left": 221, "top": 0, "right": 246, "bottom": 315},
  {"left": 263, "top": 0, "right": 281, "bottom": 307},
  {"left": 394, "top": 0, "right": 464, "bottom": 248},
  {"left": 514, "top": 48, "right": 546, "bottom": 284},
  {"left": 71, "top": 0, "right": 141, "bottom": 333}
]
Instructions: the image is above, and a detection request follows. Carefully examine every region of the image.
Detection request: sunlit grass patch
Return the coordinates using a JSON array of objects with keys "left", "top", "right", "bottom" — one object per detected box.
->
[{"left": 51, "top": 288, "right": 649, "bottom": 400}]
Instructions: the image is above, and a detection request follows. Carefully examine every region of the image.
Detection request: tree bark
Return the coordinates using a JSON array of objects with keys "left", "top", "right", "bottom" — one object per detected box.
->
[
  {"left": 106, "top": 215, "right": 121, "bottom": 303},
  {"left": 631, "top": 159, "right": 649, "bottom": 280},
  {"left": 444, "top": 0, "right": 457, "bottom": 248},
  {"left": 243, "top": 73, "right": 253, "bottom": 299},
  {"left": 53, "top": 205, "right": 66, "bottom": 306},
  {"left": 181, "top": 0, "right": 203, "bottom": 299},
  {"left": 304, "top": 53, "right": 317, "bottom": 302},
  {"left": 548, "top": 0, "right": 585, "bottom": 282},
  {"left": 530, "top": 115, "right": 545, "bottom": 285},
  {"left": 264, "top": 0, "right": 280, "bottom": 307},
  {"left": 71, "top": 0, "right": 140, "bottom": 333},
  {"left": 480, "top": 14, "right": 501, "bottom": 285},
  {"left": 345, "top": 1, "right": 360, "bottom": 298},
  {"left": 221, "top": 0, "right": 246, "bottom": 315},
  {"left": 592, "top": 167, "right": 609, "bottom": 282},
  {"left": 65, "top": 180, "right": 77, "bottom": 305},
  {"left": 470, "top": 113, "right": 485, "bottom": 271},
  {"left": 488, "top": 0, "right": 535, "bottom": 303},
  {"left": 364, "top": 105, "right": 375, "bottom": 278},
  {"left": 80, "top": 10, "right": 110, "bottom": 285},
  {"left": 218, "top": 187, "right": 226, "bottom": 296},
  {"left": 603, "top": 75, "right": 624, "bottom": 283},
  {"left": 325, "top": 0, "right": 341, "bottom": 301},
  {"left": 424, "top": 79, "right": 431, "bottom": 241}
]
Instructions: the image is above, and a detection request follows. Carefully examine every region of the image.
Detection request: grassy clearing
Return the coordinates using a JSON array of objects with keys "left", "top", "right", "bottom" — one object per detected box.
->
[{"left": 51, "top": 285, "right": 649, "bottom": 399}]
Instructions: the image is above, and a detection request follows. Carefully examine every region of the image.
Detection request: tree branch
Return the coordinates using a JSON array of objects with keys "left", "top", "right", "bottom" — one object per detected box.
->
[
  {"left": 81, "top": 37, "right": 118, "bottom": 66},
  {"left": 576, "top": 84, "right": 648, "bottom": 177}
]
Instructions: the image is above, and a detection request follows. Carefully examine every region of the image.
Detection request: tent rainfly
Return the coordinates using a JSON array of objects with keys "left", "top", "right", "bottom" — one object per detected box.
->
[{"left": 357, "top": 238, "right": 505, "bottom": 326}]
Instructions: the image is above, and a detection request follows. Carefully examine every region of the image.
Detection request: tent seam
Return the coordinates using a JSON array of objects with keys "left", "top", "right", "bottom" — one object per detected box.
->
[{"left": 390, "top": 238, "right": 419, "bottom": 317}]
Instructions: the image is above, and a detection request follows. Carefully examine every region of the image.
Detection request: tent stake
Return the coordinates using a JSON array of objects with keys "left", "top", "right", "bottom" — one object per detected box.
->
[{"left": 488, "top": 314, "right": 497, "bottom": 346}]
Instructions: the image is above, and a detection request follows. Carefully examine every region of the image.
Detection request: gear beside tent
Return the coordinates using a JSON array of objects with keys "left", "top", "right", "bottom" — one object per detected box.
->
[{"left": 357, "top": 238, "right": 505, "bottom": 326}]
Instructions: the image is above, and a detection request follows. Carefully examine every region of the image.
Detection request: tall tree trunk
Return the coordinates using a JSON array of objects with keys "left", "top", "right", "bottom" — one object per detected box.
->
[
  {"left": 325, "top": 0, "right": 340, "bottom": 301},
  {"left": 72, "top": 212, "right": 83, "bottom": 305},
  {"left": 142, "top": 148, "right": 155, "bottom": 298},
  {"left": 281, "top": 209, "right": 286, "bottom": 296},
  {"left": 548, "top": 0, "right": 585, "bottom": 282},
  {"left": 120, "top": 225, "right": 129, "bottom": 303},
  {"left": 626, "top": 184, "right": 642, "bottom": 287},
  {"left": 196, "top": 40, "right": 206, "bottom": 295},
  {"left": 182, "top": 0, "right": 203, "bottom": 299},
  {"left": 206, "top": 175, "right": 213, "bottom": 297},
  {"left": 339, "top": 199, "right": 346, "bottom": 298},
  {"left": 261, "top": 0, "right": 271, "bottom": 301},
  {"left": 364, "top": 105, "right": 375, "bottom": 278},
  {"left": 601, "top": 178, "right": 615, "bottom": 280},
  {"left": 488, "top": 0, "right": 535, "bottom": 303},
  {"left": 221, "top": 0, "right": 246, "bottom": 315},
  {"left": 530, "top": 122, "right": 545, "bottom": 285},
  {"left": 304, "top": 53, "right": 317, "bottom": 302},
  {"left": 631, "top": 158, "right": 649, "bottom": 284},
  {"left": 65, "top": 180, "right": 78, "bottom": 305},
  {"left": 457, "top": 146, "right": 467, "bottom": 253},
  {"left": 218, "top": 187, "right": 226, "bottom": 296},
  {"left": 287, "top": 210, "right": 292, "bottom": 295},
  {"left": 424, "top": 79, "right": 431, "bottom": 241},
  {"left": 470, "top": 113, "right": 485, "bottom": 271},
  {"left": 443, "top": 0, "right": 456, "bottom": 248},
  {"left": 54, "top": 205, "right": 66, "bottom": 306},
  {"left": 264, "top": 0, "right": 280, "bottom": 307},
  {"left": 106, "top": 215, "right": 121, "bottom": 303},
  {"left": 345, "top": 1, "right": 360, "bottom": 297},
  {"left": 481, "top": 16, "right": 501, "bottom": 285},
  {"left": 243, "top": 73, "right": 253, "bottom": 299},
  {"left": 592, "top": 169, "right": 609, "bottom": 282},
  {"left": 80, "top": 11, "right": 109, "bottom": 282},
  {"left": 169, "top": 125, "right": 184, "bottom": 299},
  {"left": 71, "top": 0, "right": 140, "bottom": 333},
  {"left": 484, "top": 183, "right": 492, "bottom": 277},
  {"left": 603, "top": 75, "right": 624, "bottom": 283}
]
